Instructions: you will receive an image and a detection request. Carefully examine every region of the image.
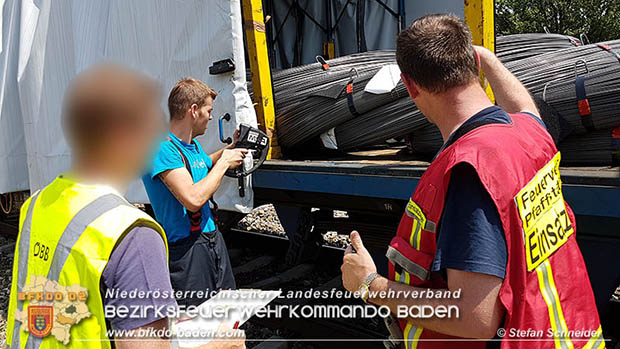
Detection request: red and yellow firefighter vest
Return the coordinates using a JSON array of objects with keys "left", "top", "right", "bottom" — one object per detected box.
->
[{"left": 387, "top": 113, "right": 604, "bottom": 348}]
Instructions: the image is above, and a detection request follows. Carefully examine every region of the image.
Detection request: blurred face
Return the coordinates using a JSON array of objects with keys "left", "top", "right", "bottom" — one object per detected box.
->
[
  {"left": 192, "top": 96, "right": 214, "bottom": 137},
  {"left": 64, "top": 64, "right": 165, "bottom": 187},
  {"left": 106, "top": 95, "right": 165, "bottom": 179}
]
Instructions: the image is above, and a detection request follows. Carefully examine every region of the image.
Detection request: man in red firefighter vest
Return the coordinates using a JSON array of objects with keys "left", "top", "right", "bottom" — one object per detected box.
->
[{"left": 340, "top": 14, "right": 604, "bottom": 349}]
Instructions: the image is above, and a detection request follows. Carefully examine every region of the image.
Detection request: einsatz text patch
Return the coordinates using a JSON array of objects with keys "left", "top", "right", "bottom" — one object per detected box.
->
[{"left": 515, "top": 152, "right": 574, "bottom": 271}]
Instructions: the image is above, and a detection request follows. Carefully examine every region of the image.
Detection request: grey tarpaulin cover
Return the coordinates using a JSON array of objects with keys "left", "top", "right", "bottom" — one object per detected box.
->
[
  {"left": 0, "top": 0, "right": 256, "bottom": 212},
  {"left": 267, "top": 0, "right": 400, "bottom": 68}
]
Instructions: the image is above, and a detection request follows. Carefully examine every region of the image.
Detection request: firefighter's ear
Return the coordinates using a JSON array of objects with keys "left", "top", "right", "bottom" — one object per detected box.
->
[{"left": 401, "top": 73, "right": 420, "bottom": 99}]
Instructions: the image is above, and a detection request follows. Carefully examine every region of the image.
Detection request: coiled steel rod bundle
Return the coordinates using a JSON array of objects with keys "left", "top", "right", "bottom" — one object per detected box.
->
[
  {"left": 496, "top": 33, "right": 581, "bottom": 64},
  {"left": 408, "top": 97, "right": 570, "bottom": 157},
  {"left": 330, "top": 97, "right": 428, "bottom": 150},
  {"left": 505, "top": 40, "right": 620, "bottom": 94},
  {"left": 276, "top": 69, "right": 409, "bottom": 149},
  {"left": 558, "top": 128, "right": 620, "bottom": 166},
  {"left": 258, "top": 37, "right": 620, "bottom": 164},
  {"left": 410, "top": 124, "right": 443, "bottom": 158},
  {"left": 254, "top": 51, "right": 397, "bottom": 112},
  {"left": 325, "top": 35, "right": 581, "bottom": 151},
  {"left": 506, "top": 40, "right": 620, "bottom": 137},
  {"left": 537, "top": 58, "right": 620, "bottom": 135},
  {"left": 409, "top": 41, "right": 620, "bottom": 160}
]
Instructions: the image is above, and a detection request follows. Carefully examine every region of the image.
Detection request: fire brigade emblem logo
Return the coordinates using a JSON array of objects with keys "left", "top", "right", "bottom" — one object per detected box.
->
[
  {"left": 28, "top": 306, "right": 53, "bottom": 337},
  {"left": 16, "top": 276, "right": 91, "bottom": 344}
]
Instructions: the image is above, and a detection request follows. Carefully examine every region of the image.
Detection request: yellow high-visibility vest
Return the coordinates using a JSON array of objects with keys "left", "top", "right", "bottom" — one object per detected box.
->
[{"left": 6, "top": 175, "right": 167, "bottom": 348}]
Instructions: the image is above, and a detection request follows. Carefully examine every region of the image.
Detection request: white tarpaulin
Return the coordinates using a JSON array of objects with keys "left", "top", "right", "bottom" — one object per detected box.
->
[
  {"left": 0, "top": 0, "right": 257, "bottom": 212},
  {"left": 0, "top": 0, "right": 29, "bottom": 193}
]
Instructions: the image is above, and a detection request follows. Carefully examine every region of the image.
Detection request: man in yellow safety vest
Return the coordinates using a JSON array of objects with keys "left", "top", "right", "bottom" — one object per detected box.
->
[{"left": 5, "top": 65, "right": 245, "bottom": 348}]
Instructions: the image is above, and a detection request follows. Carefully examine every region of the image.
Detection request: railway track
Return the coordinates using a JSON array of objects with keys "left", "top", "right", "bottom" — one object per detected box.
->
[
  {"left": 0, "top": 206, "right": 391, "bottom": 348},
  {"left": 226, "top": 228, "right": 390, "bottom": 348},
  {"left": 0, "top": 237, "right": 17, "bottom": 346}
]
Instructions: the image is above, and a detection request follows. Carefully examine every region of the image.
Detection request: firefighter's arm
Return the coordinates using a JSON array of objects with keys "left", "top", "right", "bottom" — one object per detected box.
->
[
  {"left": 474, "top": 45, "right": 539, "bottom": 118},
  {"left": 158, "top": 149, "right": 247, "bottom": 212},
  {"left": 367, "top": 270, "right": 504, "bottom": 340},
  {"left": 341, "top": 232, "right": 504, "bottom": 340}
]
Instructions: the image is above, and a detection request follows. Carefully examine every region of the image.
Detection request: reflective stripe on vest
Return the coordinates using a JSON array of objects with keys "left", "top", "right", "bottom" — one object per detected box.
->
[
  {"left": 7, "top": 176, "right": 167, "bottom": 349},
  {"left": 404, "top": 200, "right": 428, "bottom": 346},
  {"left": 403, "top": 322, "right": 423, "bottom": 349},
  {"left": 12, "top": 194, "right": 127, "bottom": 349},
  {"left": 386, "top": 246, "right": 429, "bottom": 281},
  {"left": 404, "top": 199, "right": 436, "bottom": 250},
  {"left": 583, "top": 326, "right": 605, "bottom": 349},
  {"left": 394, "top": 270, "right": 410, "bottom": 285},
  {"left": 11, "top": 190, "right": 40, "bottom": 349},
  {"left": 535, "top": 260, "right": 574, "bottom": 349}
]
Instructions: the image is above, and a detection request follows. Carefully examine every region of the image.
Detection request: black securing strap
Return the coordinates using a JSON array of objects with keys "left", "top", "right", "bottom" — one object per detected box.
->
[
  {"left": 575, "top": 76, "right": 595, "bottom": 132},
  {"left": 346, "top": 81, "right": 361, "bottom": 117}
]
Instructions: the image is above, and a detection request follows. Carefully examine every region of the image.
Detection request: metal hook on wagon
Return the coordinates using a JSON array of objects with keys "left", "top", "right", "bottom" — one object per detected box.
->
[
  {"left": 348, "top": 67, "right": 359, "bottom": 81},
  {"left": 574, "top": 59, "right": 589, "bottom": 78},
  {"left": 580, "top": 33, "right": 590, "bottom": 45},
  {"left": 542, "top": 77, "right": 563, "bottom": 102},
  {"left": 316, "top": 55, "right": 330, "bottom": 71}
]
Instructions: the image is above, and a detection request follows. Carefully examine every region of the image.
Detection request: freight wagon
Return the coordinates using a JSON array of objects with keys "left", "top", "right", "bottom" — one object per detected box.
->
[
  {"left": 0, "top": 0, "right": 618, "bottom": 344},
  {"left": 241, "top": 0, "right": 620, "bottom": 342}
]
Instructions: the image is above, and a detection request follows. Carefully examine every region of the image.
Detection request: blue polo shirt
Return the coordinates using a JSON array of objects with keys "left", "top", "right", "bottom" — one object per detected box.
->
[
  {"left": 431, "top": 107, "right": 545, "bottom": 279},
  {"left": 142, "top": 132, "right": 217, "bottom": 242}
]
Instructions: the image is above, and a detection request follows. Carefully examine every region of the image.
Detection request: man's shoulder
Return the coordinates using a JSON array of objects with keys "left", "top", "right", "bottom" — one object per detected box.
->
[
  {"left": 101, "top": 224, "right": 174, "bottom": 331},
  {"left": 104, "top": 225, "right": 167, "bottom": 279},
  {"left": 119, "top": 225, "right": 166, "bottom": 253},
  {"left": 157, "top": 138, "right": 181, "bottom": 157},
  {"left": 145, "top": 140, "right": 184, "bottom": 179}
]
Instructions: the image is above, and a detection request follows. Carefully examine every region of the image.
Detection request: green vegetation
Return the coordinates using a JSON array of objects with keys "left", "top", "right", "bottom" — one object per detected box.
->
[{"left": 496, "top": 0, "right": 620, "bottom": 43}]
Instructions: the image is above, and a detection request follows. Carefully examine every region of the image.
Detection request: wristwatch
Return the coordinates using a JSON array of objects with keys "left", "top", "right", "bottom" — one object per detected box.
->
[{"left": 358, "top": 272, "right": 381, "bottom": 303}]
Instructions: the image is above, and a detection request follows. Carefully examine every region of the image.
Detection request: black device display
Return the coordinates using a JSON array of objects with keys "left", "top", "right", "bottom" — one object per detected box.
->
[
  {"left": 218, "top": 113, "right": 270, "bottom": 197},
  {"left": 225, "top": 123, "right": 270, "bottom": 178}
]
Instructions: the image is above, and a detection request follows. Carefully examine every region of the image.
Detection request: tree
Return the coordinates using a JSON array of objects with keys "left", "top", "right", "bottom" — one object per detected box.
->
[{"left": 496, "top": 0, "right": 620, "bottom": 43}]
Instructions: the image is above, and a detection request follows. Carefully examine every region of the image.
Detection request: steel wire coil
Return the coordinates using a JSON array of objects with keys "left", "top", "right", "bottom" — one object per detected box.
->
[
  {"left": 558, "top": 128, "right": 620, "bottom": 166},
  {"left": 410, "top": 124, "right": 442, "bottom": 158},
  {"left": 496, "top": 33, "right": 581, "bottom": 64},
  {"left": 254, "top": 39, "right": 620, "bottom": 164},
  {"left": 276, "top": 69, "right": 409, "bottom": 149},
  {"left": 331, "top": 97, "right": 428, "bottom": 150},
  {"left": 327, "top": 35, "right": 581, "bottom": 151},
  {"left": 408, "top": 96, "right": 570, "bottom": 157},
  {"left": 249, "top": 51, "right": 397, "bottom": 112},
  {"left": 496, "top": 41, "right": 620, "bottom": 140}
]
